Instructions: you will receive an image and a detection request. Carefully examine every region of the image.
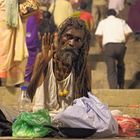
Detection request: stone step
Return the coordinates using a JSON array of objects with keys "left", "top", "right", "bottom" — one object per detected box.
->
[
  {"left": 92, "top": 89, "right": 140, "bottom": 117},
  {"left": 0, "top": 87, "right": 139, "bottom": 117}
]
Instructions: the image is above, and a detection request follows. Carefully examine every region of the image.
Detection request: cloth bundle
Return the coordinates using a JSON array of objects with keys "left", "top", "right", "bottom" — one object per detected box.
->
[{"left": 19, "top": 0, "right": 39, "bottom": 17}]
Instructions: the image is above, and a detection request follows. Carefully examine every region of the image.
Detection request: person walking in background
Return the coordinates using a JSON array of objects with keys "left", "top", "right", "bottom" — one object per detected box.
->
[
  {"left": 49, "top": 0, "right": 73, "bottom": 27},
  {"left": 95, "top": 9, "right": 132, "bottom": 89},
  {"left": 108, "top": 0, "right": 125, "bottom": 15},
  {"left": 92, "top": 0, "right": 108, "bottom": 29}
]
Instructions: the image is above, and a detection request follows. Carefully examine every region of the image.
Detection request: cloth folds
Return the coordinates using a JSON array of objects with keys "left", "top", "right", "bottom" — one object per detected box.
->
[
  {"left": 0, "top": 0, "right": 28, "bottom": 86},
  {"left": 5, "top": 0, "right": 18, "bottom": 28}
]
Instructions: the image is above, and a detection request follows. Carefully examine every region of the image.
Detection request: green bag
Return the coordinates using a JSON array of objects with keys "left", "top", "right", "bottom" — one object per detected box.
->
[{"left": 12, "top": 109, "right": 52, "bottom": 138}]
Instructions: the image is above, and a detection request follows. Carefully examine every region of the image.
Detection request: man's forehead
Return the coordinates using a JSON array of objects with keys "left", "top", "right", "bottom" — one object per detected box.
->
[{"left": 64, "top": 27, "right": 85, "bottom": 37}]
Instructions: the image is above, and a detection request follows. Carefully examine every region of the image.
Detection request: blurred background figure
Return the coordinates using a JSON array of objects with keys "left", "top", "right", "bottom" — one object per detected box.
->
[
  {"left": 92, "top": 0, "right": 108, "bottom": 29},
  {"left": 0, "top": 0, "right": 28, "bottom": 86},
  {"left": 25, "top": 12, "right": 41, "bottom": 83},
  {"left": 73, "top": 1, "right": 94, "bottom": 32},
  {"left": 38, "top": 0, "right": 53, "bottom": 10},
  {"left": 49, "top": 0, "right": 73, "bottom": 27},
  {"left": 79, "top": 2, "right": 94, "bottom": 31},
  {"left": 69, "top": 0, "right": 79, "bottom": 11},
  {"left": 127, "top": 0, "right": 140, "bottom": 40},
  {"left": 108, "top": 0, "right": 125, "bottom": 15}
]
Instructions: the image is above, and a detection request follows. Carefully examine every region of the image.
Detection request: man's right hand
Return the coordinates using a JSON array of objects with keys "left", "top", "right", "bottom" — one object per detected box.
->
[{"left": 41, "top": 33, "right": 56, "bottom": 62}]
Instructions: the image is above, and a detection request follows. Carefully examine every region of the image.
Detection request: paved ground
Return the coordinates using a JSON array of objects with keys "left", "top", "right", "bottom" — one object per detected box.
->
[{"left": 0, "top": 137, "right": 140, "bottom": 140}]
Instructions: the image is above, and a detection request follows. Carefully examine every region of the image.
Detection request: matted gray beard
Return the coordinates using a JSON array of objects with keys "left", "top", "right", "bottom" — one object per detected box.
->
[{"left": 56, "top": 46, "right": 80, "bottom": 66}]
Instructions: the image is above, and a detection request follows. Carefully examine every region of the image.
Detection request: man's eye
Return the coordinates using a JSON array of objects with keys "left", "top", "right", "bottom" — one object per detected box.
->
[
  {"left": 75, "top": 37, "right": 81, "bottom": 42},
  {"left": 66, "top": 34, "right": 73, "bottom": 39}
]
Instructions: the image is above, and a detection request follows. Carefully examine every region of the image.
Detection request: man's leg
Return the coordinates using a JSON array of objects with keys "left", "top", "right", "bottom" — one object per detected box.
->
[
  {"left": 104, "top": 46, "right": 118, "bottom": 89},
  {"left": 117, "top": 46, "right": 126, "bottom": 89}
]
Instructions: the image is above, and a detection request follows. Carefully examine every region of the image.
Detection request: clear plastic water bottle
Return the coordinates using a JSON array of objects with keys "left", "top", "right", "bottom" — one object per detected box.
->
[{"left": 18, "top": 85, "right": 31, "bottom": 114}]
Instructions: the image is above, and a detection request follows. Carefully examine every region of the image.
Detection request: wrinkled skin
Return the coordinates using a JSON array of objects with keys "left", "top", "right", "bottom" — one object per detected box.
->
[{"left": 53, "top": 28, "right": 85, "bottom": 81}]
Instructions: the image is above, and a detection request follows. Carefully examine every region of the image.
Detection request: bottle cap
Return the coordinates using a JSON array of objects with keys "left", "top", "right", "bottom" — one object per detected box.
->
[{"left": 21, "top": 85, "right": 28, "bottom": 91}]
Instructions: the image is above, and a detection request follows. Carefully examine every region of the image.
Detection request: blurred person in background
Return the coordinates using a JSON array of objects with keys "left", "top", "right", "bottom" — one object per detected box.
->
[
  {"left": 95, "top": 9, "right": 132, "bottom": 89},
  {"left": 108, "top": 0, "right": 125, "bottom": 15},
  {"left": 92, "top": 0, "right": 108, "bottom": 29},
  {"left": 0, "top": 0, "right": 28, "bottom": 86},
  {"left": 73, "top": 1, "right": 94, "bottom": 32},
  {"left": 38, "top": 0, "right": 53, "bottom": 9},
  {"left": 69, "top": 0, "right": 79, "bottom": 11},
  {"left": 49, "top": 0, "right": 73, "bottom": 27}
]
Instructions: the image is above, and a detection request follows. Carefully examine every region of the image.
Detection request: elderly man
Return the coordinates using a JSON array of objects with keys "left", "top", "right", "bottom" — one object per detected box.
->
[{"left": 27, "top": 17, "right": 91, "bottom": 115}]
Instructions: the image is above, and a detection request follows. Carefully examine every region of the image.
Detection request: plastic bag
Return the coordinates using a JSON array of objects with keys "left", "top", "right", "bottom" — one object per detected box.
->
[
  {"left": 54, "top": 92, "right": 118, "bottom": 138},
  {"left": 12, "top": 109, "right": 51, "bottom": 138},
  {"left": 0, "top": 109, "right": 12, "bottom": 136}
]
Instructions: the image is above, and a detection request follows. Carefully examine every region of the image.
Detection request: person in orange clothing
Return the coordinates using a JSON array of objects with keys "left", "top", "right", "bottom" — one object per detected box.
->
[
  {"left": 79, "top": 2, "right": 94, "bottom": 31},
  {"left": 72, "top": 2, "right": 94, "bottom": 31}
]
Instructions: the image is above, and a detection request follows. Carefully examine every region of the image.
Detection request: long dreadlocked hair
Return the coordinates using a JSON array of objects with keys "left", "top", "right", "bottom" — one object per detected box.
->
[
  {"left": 58, "top": 17, "right": 91, "bottom": 98},
  {"left": 27, "top": 17, "right": 91, "bottom": 100}
]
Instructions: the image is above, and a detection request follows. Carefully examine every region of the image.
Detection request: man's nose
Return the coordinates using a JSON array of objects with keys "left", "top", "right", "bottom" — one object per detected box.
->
[{"left": 68, "top": 39, "right": 75, "bottom": 47}]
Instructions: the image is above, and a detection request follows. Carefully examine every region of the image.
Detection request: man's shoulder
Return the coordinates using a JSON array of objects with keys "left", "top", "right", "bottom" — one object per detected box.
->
[
  {"left": 115, "top": 17, "right": 125, "bottom": 22},
  {"left": 105, "top": 16, "right": 125, "bottom": 23},
  {"left": 98, "top": 18, "right": 107, "bottom": 24}
]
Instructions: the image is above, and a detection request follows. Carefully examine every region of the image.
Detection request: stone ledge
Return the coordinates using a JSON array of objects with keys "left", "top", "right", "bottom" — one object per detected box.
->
[
  {"left": 92, "top": 89, "right": 140, "bottom": 117},
  {"left": 0, "top": 87, "right": 140, "bottom": 117}
]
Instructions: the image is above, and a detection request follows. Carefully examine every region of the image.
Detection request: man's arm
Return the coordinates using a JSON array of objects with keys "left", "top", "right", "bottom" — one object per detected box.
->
[
  {"left": 123, "top": 21, "right": 133, "bottom": 43},
  {"left": 95, "top": 21, "right": 104, "bottom": 53},
  {"left": 31, "top": 53, "right": 45, "bottom": 87},
  {"left": 96, "top": 35, "right": 104, "bottom": 53},
  {"left": 125, "top": 33, "right": 132, "bottom": 43}
]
